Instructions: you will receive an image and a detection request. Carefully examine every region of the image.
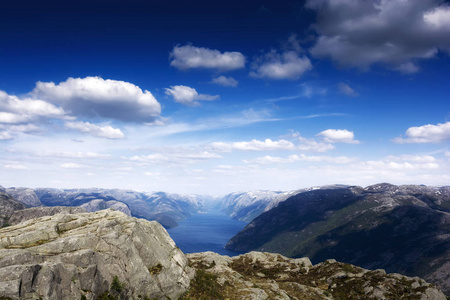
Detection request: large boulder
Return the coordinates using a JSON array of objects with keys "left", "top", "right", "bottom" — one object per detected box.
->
[{"left": 0, "top": 209, "right": 193, "bottom": 299}]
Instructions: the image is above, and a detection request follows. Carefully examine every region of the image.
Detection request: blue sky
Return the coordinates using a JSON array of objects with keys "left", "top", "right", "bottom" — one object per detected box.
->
[{"left": 0, "top": 0, "right": 449, "bottom": 195}]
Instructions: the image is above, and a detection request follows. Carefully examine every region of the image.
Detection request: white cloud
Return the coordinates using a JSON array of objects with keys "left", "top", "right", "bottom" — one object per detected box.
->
[
  {"left": 209, "top": 139, "right": 295, "bottom": 152},
  {"left": 60, "top": 163, "right": 88, "bottom": 169},
  {"left": 129, "top": 149, "right": 221, "bottom": 165},
  {"left": 395, "top": 62, "right": 420, "bottom": 74},
  {"left": 445, "top": 151, "right": 450, "bottom": 158},
  {"left": 35, "top": 151, "right": 111, "bottom": 159},
  {"left": 245, "top": 154, "right": 356, "bottom": 165},
  {"left": 424, "top": 5, "right": 450, "bottom": 28},
  {"left": 211, "top": 76, "right": 238, "bottom": 87},
  {"left": 0, "top": 91, "right": 65, "bottom": 124},
  {"left": 317, "top": 129, "right": 360, "bottom": 144},
  {"left": 386, "top": 154, "right": 437, "bottom": 163},
  {"left": 393, "top": 121, "right": 450, "bottom": 143},
  {"left": 307, "top": 0, "right": 450, "bottom": 71},
  {"left": 165, "top": 85, "right": 219, "bottom": 106},
  {"left": 0, "top": 131, "right": 13, "bottom": 140},
  {"left": 32, "top": 76, "right": 161, "bottom": 122},
  {"left": 0, "top": 124, "right": 41, "bottom": 133},
  {"left": 0, "top": 112, "right": 29, "bottom": 124},
  {"left": 5, "top": 164, "right": 28, "bottom": 170},
  {"left": 250, "top": 50, "right": 312, "bottom": 80},
  {"left": 338, "top": 83, "right": 358, "bottom": 97},
  {"left": 170, "top": 44, "right": 245, "bottom": 71},
  {"left": 65, "top": 121, "right": 125, "bottom": 139},
  {"left": 297, "top": 136, "right": 335, "bottom": 152}
]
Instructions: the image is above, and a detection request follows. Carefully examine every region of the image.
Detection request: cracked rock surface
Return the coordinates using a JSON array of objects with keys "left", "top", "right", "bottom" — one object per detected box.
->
[{"left": 0, "top": 209, "right": 193, "bottom": 300}]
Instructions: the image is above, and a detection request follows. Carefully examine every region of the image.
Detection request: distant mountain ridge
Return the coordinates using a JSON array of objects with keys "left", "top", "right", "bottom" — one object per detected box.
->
[
  {"left": 5, "top": 187, "right": 210, "bottom": 228},
  {"left": 225, "top": 183, "right": 450, "bottom": 294},
  {"left": 220, "top": 185, "right": 354, "bottom": 222}
]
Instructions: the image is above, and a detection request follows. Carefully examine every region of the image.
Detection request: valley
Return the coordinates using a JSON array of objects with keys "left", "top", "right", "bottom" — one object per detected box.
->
[{"left": 1, "top": 183, "right": 449, "bottom": 296}]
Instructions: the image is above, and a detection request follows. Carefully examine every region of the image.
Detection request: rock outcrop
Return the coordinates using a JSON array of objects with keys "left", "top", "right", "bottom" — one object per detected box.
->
[
  {"left": 0, "top": 209, "right": 193, "bottom": 300},
  {"left": 7, "top": 206, "right": 87, "bottom": 226},
  {"left": 79, "top": 199, "right": 131, "bottom": 216},
  {"left": 0, "top": 189, "right": 26, "bottom": 227},
  {"left": 184, "top": 251, "right": 447, "bottom": 300}
]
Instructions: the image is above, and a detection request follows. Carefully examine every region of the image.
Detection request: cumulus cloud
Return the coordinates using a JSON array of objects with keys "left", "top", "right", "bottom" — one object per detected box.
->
[
  {"left": 211, "top": 76, "right": 239, "bottom": 87},
  {"left": 165, "top": 85, "right": 219, "bottom": 106},
  {"left": 338, "top": 83, "right": 358, "bottom": 97},
  {"left": 393, "top": 121, "right": 450, "bottom": 143},
  {"left": 170, "top": 44, "right": 245, "bottom": 71},
  {"left": 65, "top": 121, "right": 125, "bottom": 139},
  {"left": 32, "top": 76, "right": 161, "bottom": 122},
  {"left": 307, "top": 0, "right": 450, "bottom": 71},
  {"left": 250, "top": 50, "right": 312, "bottom": 80},
  {"left": 0, "top": 90, "right": 66, "bottom": 123},
  {"left": 209, "top": 139, "right": 295, "bottom": 152},
  {"left": 317, "top": 129, "right": 360, "bottom": 144}
]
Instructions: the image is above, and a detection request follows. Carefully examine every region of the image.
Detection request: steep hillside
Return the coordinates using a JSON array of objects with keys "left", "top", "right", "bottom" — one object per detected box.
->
[
  {"left": 226, "top": 184, "right": 450, "bottom": 294},
  {"left": 0, "top": 187, "right": 26, "bottom": 227},
  {"left": 220, "top": 190, "right": 294, "bottom": 222}
]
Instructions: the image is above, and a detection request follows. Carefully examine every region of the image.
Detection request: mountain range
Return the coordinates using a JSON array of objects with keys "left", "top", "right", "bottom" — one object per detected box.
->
[
  {"left": 2, "top": 183, "right": 449, "bottom": 295},
  {"left": 5, "top": 187, "right": 210, "bottom": 228},
  {"left": 225, "top": 183, "right": 450, "bottom": 294}
]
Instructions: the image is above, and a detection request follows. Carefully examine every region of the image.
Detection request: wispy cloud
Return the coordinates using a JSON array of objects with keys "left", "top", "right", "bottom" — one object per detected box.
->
[
  {"left": 65, "top": 121, "right": 125, "bottom": 139},
  {"left": 211, "top": 76, "right": 238, "bottom": 87},
  {"left": 338, "top": 83, "right": 358, "bottom": 97}
]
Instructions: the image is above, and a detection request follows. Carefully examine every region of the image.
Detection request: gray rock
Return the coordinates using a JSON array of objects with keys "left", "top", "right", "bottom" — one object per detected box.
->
[
  {"left": 80, "top": 199, "right": 131, "bottom": 216},
  {"left": 0, "top": 190, "right": 26, "bottom": 227},
  {"left": 185, "top": 251, "right": 447, "bottom": 300},
  {"left": 0, "top": 209, "right": 193, "bottom": 299},
  {"left": 8, "top": 206, "right": 87, "bottom": 226}
]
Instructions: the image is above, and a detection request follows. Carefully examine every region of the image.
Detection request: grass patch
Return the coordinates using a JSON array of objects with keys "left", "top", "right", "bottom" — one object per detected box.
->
[
  {"left": 148, "top": 263, "right": 163, "bottom": 275},
  {"left": 180, "top": 269, "right": 223, "bottom": 300}
]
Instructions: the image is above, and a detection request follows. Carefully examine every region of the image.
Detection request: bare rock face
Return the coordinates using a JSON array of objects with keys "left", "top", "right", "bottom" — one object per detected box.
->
[
  {"left": 0, "top": 189, "right": 26, "bottom": 227},
  {"left": 0, "top": 209, "right": 193, "bottom": 300},
  {"left": 7, "top": 206, "right": 87, "bottom": 226},
  {"left": 184, "top": 251, "right": 447, "bottom": 300},
  {"left": 80, "top": 199, "right": 132, "bottom": 216}
]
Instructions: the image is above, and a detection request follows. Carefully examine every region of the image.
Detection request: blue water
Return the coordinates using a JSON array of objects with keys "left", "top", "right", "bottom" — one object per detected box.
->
[{"left": 167, "top": 209, "right": 247, "bottom": 256}]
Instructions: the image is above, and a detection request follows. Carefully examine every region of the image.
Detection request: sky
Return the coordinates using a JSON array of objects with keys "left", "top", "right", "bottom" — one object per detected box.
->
[{"left": 0, "top": 0, "right": 449, "bottom": 195}]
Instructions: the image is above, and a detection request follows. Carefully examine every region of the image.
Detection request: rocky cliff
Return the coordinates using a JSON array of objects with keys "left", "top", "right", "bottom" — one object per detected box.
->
[
  {"left": 0, "top": 208, "right": 447, "bottom": 299},
  {"left": 0, "top": 209, "right": 193, "bottom": 299},
  {"left": 183, "top": 251, "right": 446, "bottom": 299}
]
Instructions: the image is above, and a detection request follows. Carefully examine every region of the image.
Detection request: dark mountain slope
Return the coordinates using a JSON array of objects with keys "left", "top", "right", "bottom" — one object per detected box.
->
[{"left": 226, "top": 183, "right": 450, "bottom": 294}]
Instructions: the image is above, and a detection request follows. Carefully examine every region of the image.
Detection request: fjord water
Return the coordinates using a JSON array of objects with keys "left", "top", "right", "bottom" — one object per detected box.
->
[{"left": 167, "top": 209, "right": 247, "bottom": 256}]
